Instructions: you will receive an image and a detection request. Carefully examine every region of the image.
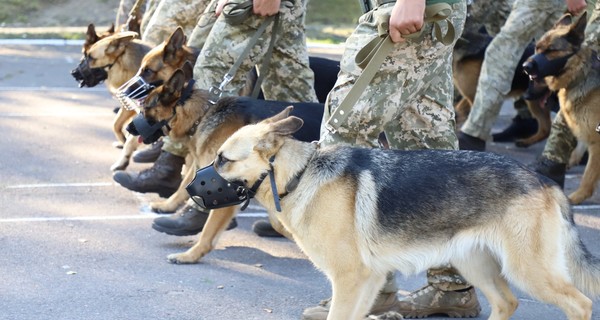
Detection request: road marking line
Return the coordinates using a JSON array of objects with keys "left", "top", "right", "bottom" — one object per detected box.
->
[
  {"left": 6, "top": 182, "right": 114, "bottom": 189},
  {"left": 0, "top": 86, "right": 107, "bottom": 92},
  {"left": 0, "top": 212, "right": 268, "bottom": 223}
]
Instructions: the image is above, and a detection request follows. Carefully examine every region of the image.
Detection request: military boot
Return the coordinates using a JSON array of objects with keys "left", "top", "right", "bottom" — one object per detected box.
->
[
  {"left": 396, "top": 285, "right": 481, "bottom": 318},
  {"left": 112, "top": 151, "right": 184, "bottom": 198},
  {"left": 492, "top": 115, "right": 538, "bottom": 142},
  {"left": 532, "top": 156, "right": 566, "bottom": 188},
  {"left": 132, "top": 140, "right": 164, "bottom": 163},
  {"left": 152, "top": 203, "right": 237, "bottom": 236},
  {"left": 458, "top": 132, "right": 486, "bottom": 151},
  {"left": 252, "top": 219, "right": 284, "bottom": 237}
]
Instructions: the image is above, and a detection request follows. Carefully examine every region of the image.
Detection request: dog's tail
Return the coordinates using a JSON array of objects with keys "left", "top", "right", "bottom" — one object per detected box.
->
[{"left": 560, "top": 189, "right": 600, "bottom": 297}]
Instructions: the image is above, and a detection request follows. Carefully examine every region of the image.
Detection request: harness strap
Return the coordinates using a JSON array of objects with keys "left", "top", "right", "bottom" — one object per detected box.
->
[{"left": 325, "top": 3, "right": 455, "bottom": 134}]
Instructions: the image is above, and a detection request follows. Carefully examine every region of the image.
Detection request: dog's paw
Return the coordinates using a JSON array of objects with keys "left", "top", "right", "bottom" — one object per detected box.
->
[
  {"left": 110, "top": 159, "right": 129, "bottom": 171},
  {"left": 569, "top": 189, "right": 591, "bottom": 205},
  {"left": 112, "top": 141, "right": 124, "bottom": 149},
  {"left": 167, "top": 252, "right": 200, "bottom": 264},
  {"left": 151, "top": 201, "right": 178, "bottom": 213}
]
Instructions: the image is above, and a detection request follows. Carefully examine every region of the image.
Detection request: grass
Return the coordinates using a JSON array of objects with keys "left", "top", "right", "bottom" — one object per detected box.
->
[{"left": 0, "top": 0, "right": 362, "bottom": 44}]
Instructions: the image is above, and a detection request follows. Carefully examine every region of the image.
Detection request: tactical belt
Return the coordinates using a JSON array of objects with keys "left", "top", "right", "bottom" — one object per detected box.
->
[{"left": 325, "top": 3, "right": 455, "bottom": 134}]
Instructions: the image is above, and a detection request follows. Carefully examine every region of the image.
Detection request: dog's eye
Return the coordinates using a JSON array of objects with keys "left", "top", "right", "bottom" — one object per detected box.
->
[
  {"left": 141, "top": 67, "right": 154, "bottom": 77},
  {"left": 217, "top": 154, "right": 233, "bottom": 167}
]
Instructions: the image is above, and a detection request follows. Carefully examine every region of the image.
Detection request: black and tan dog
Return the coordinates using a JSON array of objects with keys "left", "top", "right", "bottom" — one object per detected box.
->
[
  {"left": 524, "top": 12, "right": 600, "bottom": 204},
  {"left": 453, "top": 28, "right": 552, "bottom": 147},
  {"left": 71, "top": 26, "right": 152, "bottom": 171},
  {"left": 194, "top": 107, "right": 600, "bottom": 319},
  {"left": 129, "top": 65, "right": 323, "bottom": 255}
]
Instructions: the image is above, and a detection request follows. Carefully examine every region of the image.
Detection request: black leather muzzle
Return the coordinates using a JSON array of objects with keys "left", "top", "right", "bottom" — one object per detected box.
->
[
  {"left": 126, "top": 113, "right": 170, "bottom": 144},
  {"left": 186, "top": 163, "right": 252, "bottom": 210},
  {"left": 70, "top": 57, "right": 108, "bottom": 88},
  {"left": 523, "top": 52, "right": 574, "bottom": 79}
]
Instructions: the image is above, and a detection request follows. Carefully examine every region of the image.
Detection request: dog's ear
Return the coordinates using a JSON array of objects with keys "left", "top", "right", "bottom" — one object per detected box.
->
[
  {"left": 554, "top": 14, "right": 573, "bottom": 28},
  {"left": 107, "top": 23, "right": 115, "bottom": 34},
  {"left": 164, "top": 27, "right": 186, "bottom": 64},
  {"left": 105, "top": 32, "right": 138, "bottom": 55},
  {"left": 85, "top": 24, "right": 99, "bottom": 45},
  {"left": 181, "top": 60, "right": 194, "bottom": 80},
  {"left": 265, "top": 106, "right": 294, "bottom": 123},
  {"left": 270, "top": 116, "right": 304, "bottom": 136},
  {"left": 165, "top": 69, "right": 187, "bottom": 95},
  {"left": 567, "top": 11, "right": 587, "bottom": 45}
]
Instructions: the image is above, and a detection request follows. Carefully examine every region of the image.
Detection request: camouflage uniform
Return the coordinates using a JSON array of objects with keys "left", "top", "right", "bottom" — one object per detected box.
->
[
  {"left": 460, "top": 0, "right": 567, "bottom": 140},
  {"left": 194, "top": 0, "right": 318, "bottom": 102},
  {"left": 142, "top": 0, "right": 210, "bottom": 46},
  {"left": 116, "top": 0, "right": 138, "bottom": 26},
  {"left": 318, "top": 0, "right": 470, "bottom": 301},
  {"left": 467, "top": 0, "right": 513, "bottom": 37},
  {"left": 541, "top": 0, "right": 599, "bottom": 164},
  {"left": 320, "top": 1, "right": 466, "bottom": 151}
]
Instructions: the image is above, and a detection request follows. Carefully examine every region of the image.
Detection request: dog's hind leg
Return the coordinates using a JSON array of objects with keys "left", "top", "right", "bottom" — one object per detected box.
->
[
  {"left": 167, "top": 206, "right": 237, "bottom": 264},
  {"left": 328, "top": 267, "right": 387, "bottom": 320},
  {"left": 569, "top": 143, "right": 600, "bottom": 204},
  {"left": 452, "top": 249, "right": 517, "bottom": 320}
]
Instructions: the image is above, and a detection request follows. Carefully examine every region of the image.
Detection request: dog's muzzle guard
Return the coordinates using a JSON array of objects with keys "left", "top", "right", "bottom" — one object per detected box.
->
[
  {"left": 523, "top": 52, "right": 574, "bottom": 79},
  {"left": 70, "top": 57, "right": 109, "bottom": 88},
  {"left": 126, "top": 113, "right": 170, "bottom": 144},
  {"left": 116, "top": 75, "right": 162, "bottom": 110},
  {"left": 187, "top": 156, "right": 282, "bottom": 212}
]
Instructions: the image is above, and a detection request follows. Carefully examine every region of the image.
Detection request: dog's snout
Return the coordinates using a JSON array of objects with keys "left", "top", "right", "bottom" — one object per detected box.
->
[{"left": 522, "top": 60, "right": 536, "bottom": 76}]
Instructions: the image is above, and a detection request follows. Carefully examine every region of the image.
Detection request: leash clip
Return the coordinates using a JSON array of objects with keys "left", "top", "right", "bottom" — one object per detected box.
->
[{"left": 208, "top": 74, "right": 234, "bottom": 104}]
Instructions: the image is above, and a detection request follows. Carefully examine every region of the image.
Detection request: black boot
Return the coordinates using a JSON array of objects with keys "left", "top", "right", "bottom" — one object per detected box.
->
[
  {"left": 532, "top": 156, "right": 566, "bottom": 188},
  {"left": 132, "top": 140, "right": 164, "bottom": 163},
  {"left": 492, "top": 115, "right": 538, "bottom": 142},
  {"left": 458, "top": 132, "right": 486, "bottom": 151},
  {"left": 112, "top": 151, "right": 184, "bottom": 198},
  {"left": 252, "top": 220, "right": 283, "bottom": 237},
  {"left": 152, "top": 204, "right": 237, "bottom": 236}
]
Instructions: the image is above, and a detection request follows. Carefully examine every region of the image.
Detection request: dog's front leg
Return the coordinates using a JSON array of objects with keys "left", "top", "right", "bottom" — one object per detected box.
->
[
  {"left": 167, "top": 206, "right": 237, "bottom": 264},
  {"left": 328, "top": 269, "right": 387, "bottom": 320},
  {"left": 110, "top": 134, "right": 140, "bottom": 171},
  {"left": 569, "top": 144, "right": 600, "bottom": 204},
  {"left": 151, "top": 160, "right": 196, "bottom": 213}
]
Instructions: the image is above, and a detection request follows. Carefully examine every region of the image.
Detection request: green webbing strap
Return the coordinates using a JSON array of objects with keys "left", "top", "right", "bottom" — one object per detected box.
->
[
  {"left": 325, "top": 3, "right": 454, "bottom": 133},
  {"left": 208, "top": 1, "right": 284, "bottom": 103}
]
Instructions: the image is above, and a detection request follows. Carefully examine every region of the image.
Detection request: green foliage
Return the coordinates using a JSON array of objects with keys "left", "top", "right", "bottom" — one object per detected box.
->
[{"left": 306, "top": 0, "right": 362, "bottom": 26}]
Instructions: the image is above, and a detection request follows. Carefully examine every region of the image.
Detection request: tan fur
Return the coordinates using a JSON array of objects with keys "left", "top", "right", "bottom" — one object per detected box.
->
[
  {"left": 82, "top": 29, "right": 151, "bottom": 170},
  {"left": 208, "top": 108, "right": 596, "bottom": 320},
  {"left": 537, "top": 13, "right": 600, "bottom": 204}
]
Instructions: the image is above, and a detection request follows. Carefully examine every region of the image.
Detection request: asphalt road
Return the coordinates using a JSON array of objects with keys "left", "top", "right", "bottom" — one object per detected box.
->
[{"left": 1, "top": 41, "right": 600, "bottom": 320}]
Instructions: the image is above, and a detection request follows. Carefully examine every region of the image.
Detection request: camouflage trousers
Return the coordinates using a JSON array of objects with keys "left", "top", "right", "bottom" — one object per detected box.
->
[
  {"left": 467, "top": 0, "right": 513, "bottom": 37},
  {"left": 194, "top": 0, "right": 318, "bottom": 102},
  {"left": 320, "top": 2, "right": 466, "bottom": 151},
  {"left": 541, "top": 2, "right": 600, "bottom": 164},
  {"left": 142, "top": 0, "right": 209, "bottom": 46},
  {"left": 461, "top": 0, "right": 566, "bottom": 140}
]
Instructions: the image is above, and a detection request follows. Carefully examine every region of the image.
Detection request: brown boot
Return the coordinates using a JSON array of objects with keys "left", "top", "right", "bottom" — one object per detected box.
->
[
  {"left": 396, "top": 285, "right": 481, "bottom": 318},
  {"left": 112, "top": 151, "right": 184, "bottom": 198}
]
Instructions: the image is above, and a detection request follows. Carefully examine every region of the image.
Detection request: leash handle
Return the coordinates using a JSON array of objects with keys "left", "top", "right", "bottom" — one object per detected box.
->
[{"left": 325, "top": 3, "right": 455, "bottom": 133}]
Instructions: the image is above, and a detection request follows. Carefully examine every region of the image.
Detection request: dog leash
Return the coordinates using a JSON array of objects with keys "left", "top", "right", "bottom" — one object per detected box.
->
[
  {"left": 325, "top": 3, "right": 455, "bottom": 134},
  {"left": 208, "top": 1, "right": 290, "bottom": 104}
]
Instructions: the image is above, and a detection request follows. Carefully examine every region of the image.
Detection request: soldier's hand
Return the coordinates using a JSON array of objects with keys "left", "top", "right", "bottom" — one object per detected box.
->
[
  {"left": 389, "top": 0, "right": 425, "bottom": 43},
  {"left": 216, "top": 0, "right": 229, "bottom": 16},
  {"left": 253, "top": 0, "right": 281, "bottom": 17},
  {"left": 566, "top": 0, "right": 587, "bottom": 16}
]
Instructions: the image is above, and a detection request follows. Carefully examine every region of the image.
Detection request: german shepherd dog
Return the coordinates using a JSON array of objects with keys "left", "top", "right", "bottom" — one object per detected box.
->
[
  {"left": 524, "top": 12, "right": 600, "bottom": 204},
  {"left": 453, "top": 25, "right": 552, "bottom": 147},
  {"left": 199, "top": 107, "right": 600, "bottom": 320},
  {"left": 71, "top": 26, "right": 152, "bottom": 171},
  {"left": 135, "top": 65, "right": 322, "bottom": 221}
]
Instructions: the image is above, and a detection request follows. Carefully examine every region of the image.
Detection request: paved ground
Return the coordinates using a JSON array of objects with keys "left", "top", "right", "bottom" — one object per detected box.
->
[{"left": 1, "top": 41, "right": 600, "bottom": 320}]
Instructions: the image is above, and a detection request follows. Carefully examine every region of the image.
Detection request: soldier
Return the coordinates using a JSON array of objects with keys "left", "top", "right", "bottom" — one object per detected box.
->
[
  {"left": 457, "top": 0, "right": 587, "bottom": 151},
  {"left": 302, "top": 0, "right": 481, "bottom": 319}
]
